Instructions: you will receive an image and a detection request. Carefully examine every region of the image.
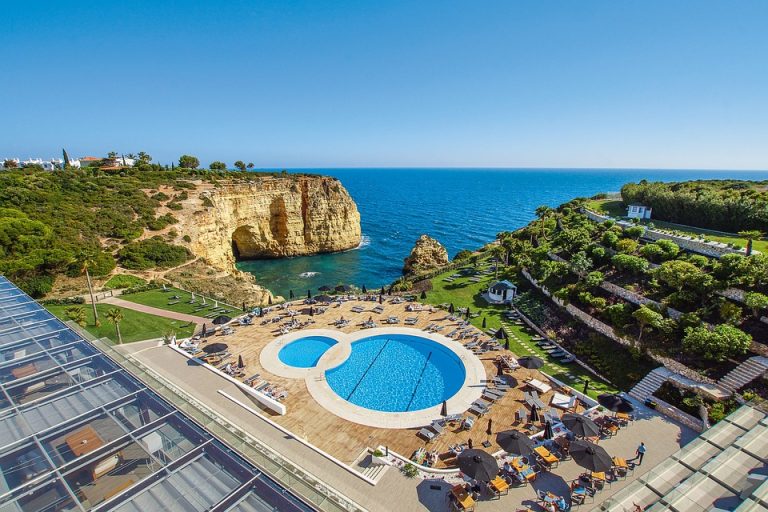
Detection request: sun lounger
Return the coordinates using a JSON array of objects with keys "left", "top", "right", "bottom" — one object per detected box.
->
[
  {"left": 528, "top": 379, "right": 552, "bottom": 394},
  {"left": 469, "top": 403, "right": 488, "bottom": 416},
  {"left": 551, "top": 393, "right": 576, "bottom": 410},
  {"left": 485, "top": 388, "right": 506, "bottom": 399}
]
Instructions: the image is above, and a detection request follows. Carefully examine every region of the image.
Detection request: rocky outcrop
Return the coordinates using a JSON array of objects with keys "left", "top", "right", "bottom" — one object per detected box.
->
[
  {"left": 403, "top": 235, "right": 449, "bottom": 275},
  {"left": 175, "top": 175, "right": 361, "bottom": 272}
]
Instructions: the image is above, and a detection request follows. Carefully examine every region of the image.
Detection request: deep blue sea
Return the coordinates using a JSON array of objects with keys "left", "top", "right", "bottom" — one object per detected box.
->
[{"left": 237, "top": 168, "right": 768, "bottom": 298}]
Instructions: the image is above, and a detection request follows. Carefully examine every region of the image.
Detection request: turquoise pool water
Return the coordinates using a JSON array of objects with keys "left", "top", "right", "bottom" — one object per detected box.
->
[
  {"left": 278, "top": 336, "right": 337, "bottom": 368},
  {"left": 325, "top": 334, "right": 466, "bottom": 412}
]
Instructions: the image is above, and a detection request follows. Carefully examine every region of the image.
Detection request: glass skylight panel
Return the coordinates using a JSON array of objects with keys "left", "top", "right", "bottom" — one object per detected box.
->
[
  {"left": 4, "top": 369, "right": 74, "bottom": 406},
  {"left": 0, "top": 340, "right": 45, "bottom": 365},
  {"left": 0, "top": 353, "right": 58, "bottom": 385},
  {"left": 727, "top": 406, "right": 765, "bottom": 430},
  {"left": 41, "top": 412, "right": 128, "bottom": 466},
  {"left": 110, "top": 391, "right": 173, "bottom": 432},
  {"left": 0, "top": 442, "right": 54, "bottom": 495},
  {"left": 0, "top": 479, "right": 78, "bottom": 512}
]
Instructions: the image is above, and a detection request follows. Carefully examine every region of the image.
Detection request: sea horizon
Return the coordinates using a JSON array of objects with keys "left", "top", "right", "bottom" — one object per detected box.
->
[{"left": 237, "top": 167, "right": 768, "bottom": 298}]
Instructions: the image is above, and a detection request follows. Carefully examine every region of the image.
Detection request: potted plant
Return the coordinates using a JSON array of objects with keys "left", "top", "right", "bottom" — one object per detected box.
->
[{"left": 371, "top": 448, "right": 389, "bottom": 466}]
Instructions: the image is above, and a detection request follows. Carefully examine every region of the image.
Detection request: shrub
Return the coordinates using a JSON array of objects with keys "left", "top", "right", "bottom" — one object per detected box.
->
[
  {"left": 683, "top": 324, "right": 751, "bottom": 362},
  {"left": 16, "top": 274, "right": 54, "bottom": 298},
  {"left": 602, "top": 231, "right": 619, "bottom": 248},
  {"left": 624, "top": 226, "right": 645, "bottom": 239},
  {"left": 616, "top": 239, "right": 638, "bottom": 254},
  {"left": 151, "top": 191, "right": 170, "bottom": 201},
  {"left": 182, "top": 234, "right": 192, "bottom": 243},
  {"left": 40, "top": 296, "right": 85, "bottom": 305},
  {"left": 612, "top": 254, "right": 649, "bottom": 275},
  {"left": 104, "top": 274, "right": 147, "bottom": 290},
  {"left": 401, "top": 463, "right": 418, "bottom": 478},
  {"left": 118, "top": 238, "right": 192, "bottom": 270}
]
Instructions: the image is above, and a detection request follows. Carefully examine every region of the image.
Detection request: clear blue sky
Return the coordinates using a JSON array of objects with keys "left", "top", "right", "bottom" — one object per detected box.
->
[{"left": 1, "top": 1, "right": 767, "bottom": 169}]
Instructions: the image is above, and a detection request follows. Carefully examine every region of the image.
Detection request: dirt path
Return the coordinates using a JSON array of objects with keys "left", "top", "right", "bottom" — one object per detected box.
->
[{"left": 101, "top": 296, "right": 208, "bottom": 325}]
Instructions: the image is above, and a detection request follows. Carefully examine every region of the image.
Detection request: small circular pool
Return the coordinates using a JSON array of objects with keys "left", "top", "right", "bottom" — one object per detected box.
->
[
  {"left": 325, "top": 334, "right": 466, "bottom": 412},
  {"left": 278, "top": 336, "right": 337, "bottom": 368}
]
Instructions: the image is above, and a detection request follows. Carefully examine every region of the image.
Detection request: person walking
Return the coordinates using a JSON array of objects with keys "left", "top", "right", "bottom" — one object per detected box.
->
[
  {"left": 635, "top": 442, "right": 646, "bottom": 465},
  {"left": 486, "top": 419, "right": 493, "bottom": 435}
]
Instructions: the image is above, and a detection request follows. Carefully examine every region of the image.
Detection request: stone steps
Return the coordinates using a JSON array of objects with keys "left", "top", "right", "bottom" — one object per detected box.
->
[
  {"left": 629, "top": 368, "right": 669, "bottom": 402},
  {"left": 718, "top": 356, "right": 768, "bottom": 392},
  {"left": 360, "top": 463, "right": 388, "bottom": 481}
]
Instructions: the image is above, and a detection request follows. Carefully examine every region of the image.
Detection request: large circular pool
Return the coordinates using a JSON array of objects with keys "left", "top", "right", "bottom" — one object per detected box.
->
[
  {"left": 278, "top": 336, "right": 337, "bottom": 368},
  {"left": 325, "top": 333, "right": 466, "bottom": 412}
]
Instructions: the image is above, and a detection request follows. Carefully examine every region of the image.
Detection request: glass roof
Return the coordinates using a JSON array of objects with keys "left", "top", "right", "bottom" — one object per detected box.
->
[{"left": 0, "top": 276, "right": 314, "bottom": 512}]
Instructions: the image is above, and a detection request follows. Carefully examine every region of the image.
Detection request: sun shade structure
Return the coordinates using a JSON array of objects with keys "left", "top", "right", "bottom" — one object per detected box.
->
[
  {"left": 598, "top": 393, "right": 635, "bottom": 413},
  {"left": 570, "top": 439, "right": 613, "bottom": 473},
  {"left": 562, "top": 413, "right": 601, "bottom": 438},
  {"left": 496, "top": 430, "right": 535, "bottom": 456},
  {"left": 517, "top": 356, "right": 544, "bottom": 369},
  {"left": 318, "top": 285, "right": 331, "bottom": 292},
  {"left": 0, "top": 275, "right": 313, "bottom": 512},
  {"left": 203, "top": 342, "right": 228, "bottom": 353},
  {"left": 457, "top": 449, "right": 499, "bottom": 482},
  {"left": 212, "top": 315, "right": 232, "bottom": 325}
]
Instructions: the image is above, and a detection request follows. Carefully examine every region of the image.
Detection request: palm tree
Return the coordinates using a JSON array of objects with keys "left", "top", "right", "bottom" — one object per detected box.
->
[
  {"left": 77, "top": 253, "right": 101, "bottom": 326},
  {"left": 491, "top": 245, "right": 506, "bottom": 277},
  {"left": 106, "top": 308, "right": 124, "bottom": 344},
  {"left": 65, "top": 306, "right": 87, "bottom": 326}
]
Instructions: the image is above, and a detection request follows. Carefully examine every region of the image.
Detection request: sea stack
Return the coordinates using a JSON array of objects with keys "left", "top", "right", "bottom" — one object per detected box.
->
[{"left": 403, "top": 235, "right": 449, "bottom": 275}]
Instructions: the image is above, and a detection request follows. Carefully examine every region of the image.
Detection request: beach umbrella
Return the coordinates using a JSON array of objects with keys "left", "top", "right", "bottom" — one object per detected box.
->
[
  {"left": 544, "top": 420, "right": 554, "bottom": 440},
  {"left": 583, "top": 379, "right": 590, "bottom": 395},
  {"left": 530, "top": 405, "right": 540, "bottom": 423},
  {"left": 457, "top": 450, "right": 498, "bottom": 482},
  {"left": 482, "top": 317, "right": 487, "bottom": 329},
  {"left": 496, "top": 361, "right": 503, "bottom": 377},
  {"left": 420, "top": 290, "right": 427, "bottom": 300},
  {"left": 467, "top": 438, "right": 473, "bottom": 449},
  {"left": 387, "top": 285, "right": 393, "bottom": 295},
  {"left": 212, "top": 315, "right": 231, "bottom": 325},
  {"left": 441, "top": 400, "right": 448, "bottom": 417},
  {"left": 562, "top": 413, "right": 601, "bottom": 438},
  {"left": 268, "top": 296, "right": 273, "bottom": 305},
  {"left": 495, "top": 328, "right": 506, "bottom": 340},
  {"left": 259, "top": 308, "right": 265, "bottom": 317},
  {"left": 362, "top": 285, "right": 367, "bottom": 293},
  {"left": 449, "top": 303, "right": 455, "bottom": 314},
  {"left": 307, "top": 290, "right": 311, "bottom": 299},
  {"left": 238, "top": 354, "right": 244, "bottom": 368},
  {"left": 315, "top": 294, "right": 333, "bottom": 302},
  {"left": 380, "top": 286, "right": 385, "bottom": 295},
  {"left": 570, "top": 440, "right": 613, "bottom": 473},
  {"left": 465, "top": 309, "right": 470, "bottom": 320},
  {"left": 379, "top": 295, "right": 383, "bottom": 304},
  {"left": 201, "top": 323, "right": 207, "bottom": 336},
  {"left": 203, "top": 342, "right": 228, "bottom": 353},
  {"left": 486, "top": 419, "right": 493, "bottom": 435},
  {"left": 504, "top": 338, "right": 510, "bottom": 350},
  {"left": 242, "top": 301, "right": 246, "bottom": 311},
  {"left": 496, "top": 430, "right": 534, "bottom": 456},
  {"left": 598, "top": 393, "right": 635, "bottom": 413},
  {"left": 518, "top": 356, "right": 544, "bottom": 369},
  {"left": 318, "top": 285, "right": 331, "bottom": 292},
  {"left": 309, "top": 307, "right": 314, "bottom": 316},
  {"left": 289, "top": 290, "right": 294, "bottom": 299}
]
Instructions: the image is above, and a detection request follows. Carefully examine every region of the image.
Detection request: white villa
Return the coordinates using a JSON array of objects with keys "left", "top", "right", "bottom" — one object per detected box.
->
[
  {"left": 627, "top": 203, "right": 652, "bottom": 219},
  {"left": 486, "top": 280, "right": 517, "bottom": 304},
  {"left": 1, "top": 157, "right": 80, "bottom": 170}
]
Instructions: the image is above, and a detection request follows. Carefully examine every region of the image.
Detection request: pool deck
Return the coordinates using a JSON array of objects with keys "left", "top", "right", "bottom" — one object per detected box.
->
[
  {"left": 118, "top": 337, "right": 697, "bottom": 512},
  {"left": 125, "top": 296, "right": 595, "bottom": 467},
  {"left": 260, "top": 327, "right": 487, "bottom": 428}
]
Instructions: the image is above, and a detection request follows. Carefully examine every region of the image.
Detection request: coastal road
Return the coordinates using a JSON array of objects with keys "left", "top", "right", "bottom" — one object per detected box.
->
[{"left": 100, "top": 296, "right": 208, "bottom": 325}]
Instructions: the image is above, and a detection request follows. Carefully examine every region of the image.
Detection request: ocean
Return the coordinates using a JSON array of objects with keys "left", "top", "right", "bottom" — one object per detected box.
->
[{"left": 236, "top": 168, "right": 768, "bottom": 298}]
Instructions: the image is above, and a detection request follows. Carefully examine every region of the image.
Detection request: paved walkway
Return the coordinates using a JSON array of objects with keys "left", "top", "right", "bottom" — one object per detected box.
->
[
  {"left": 118, "top": 341, "right": 697, "bottom": 512},
  {"left": 101, "top": 296, "right": 208, "bottom": 325}
]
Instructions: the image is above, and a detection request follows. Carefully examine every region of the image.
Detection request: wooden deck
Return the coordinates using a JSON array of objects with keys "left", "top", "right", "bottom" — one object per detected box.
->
[{"left": 202, "top": 297, "right": 584, "bottom": 467}]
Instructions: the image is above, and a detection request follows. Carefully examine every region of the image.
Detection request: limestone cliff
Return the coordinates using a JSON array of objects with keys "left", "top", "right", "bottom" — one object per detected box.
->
[
  {"left": 175, "top": 175, "right": 361, "bottom": 272},
  {"left": 403, "top": 235, "right": 449, "bottom": 275}
]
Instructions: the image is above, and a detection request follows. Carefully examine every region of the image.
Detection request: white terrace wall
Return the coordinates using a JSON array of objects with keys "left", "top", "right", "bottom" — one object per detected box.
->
[{"left": 581, "top": 207, "right": 747, "bottom": 259}]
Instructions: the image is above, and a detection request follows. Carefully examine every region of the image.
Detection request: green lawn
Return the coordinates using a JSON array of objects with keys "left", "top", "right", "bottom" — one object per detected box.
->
[
  {"left": 584, "top": 199, "right": 626, "bottom": 218},
  {"left": 120, "top": 287, "right": 242, "bottom": 317},
  {"left": 421, "top": 264, "right": 618, "bottom": 399},
  {"left": 46, "top": 303, "right": 195, "bottom": 344},
  {"left": 585, "top": 199, "right": 768, "bottom": 253}
]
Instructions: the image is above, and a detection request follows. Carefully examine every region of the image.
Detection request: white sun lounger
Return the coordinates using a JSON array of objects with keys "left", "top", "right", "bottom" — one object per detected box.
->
[
  {"left": 528, "top": 378, "right": 552, "bottom": 394},
  {"left": 551, "top": 392, "right": 576, "bottom": 410}
]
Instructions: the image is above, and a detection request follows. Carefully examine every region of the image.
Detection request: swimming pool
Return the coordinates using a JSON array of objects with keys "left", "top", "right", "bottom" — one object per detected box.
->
[
  {"left": 278, "top": 336, "right": 337, "bottom": 368},
  {"left": 325, "top": 334, "right": 466, "bottom": 412}
]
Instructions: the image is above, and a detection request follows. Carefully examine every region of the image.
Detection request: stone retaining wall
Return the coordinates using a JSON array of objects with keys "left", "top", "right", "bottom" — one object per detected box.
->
[
  {"left": 581, "top": 207, "right": 748, "bottom": 259},
  {"left": 648, "top": 396, "right": 707, "bottom": 432},
  {"left": 599, "top": 281, "right": 684, "bottom": 321}
]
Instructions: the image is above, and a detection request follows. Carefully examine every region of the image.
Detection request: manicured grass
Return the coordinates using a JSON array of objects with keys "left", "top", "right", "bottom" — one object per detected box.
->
[
  {"left": 45, "top": 303, "right": 195, "bottom": 343},
  {"left": 584, "top": 199, "right": 626, "bottom": 218},
  {"left": 585, "top": 198, "right": 768, "bottom": 253},
  {"left": 120, "top": 287, "right": 241, "bottom": 316},
  {"left": 421, "top": 264, "right": 619, "bottom": 399}
]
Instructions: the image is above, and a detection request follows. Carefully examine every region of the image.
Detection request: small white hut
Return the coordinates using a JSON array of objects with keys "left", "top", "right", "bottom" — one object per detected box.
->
[{"left": 487, "top": 280, "right": 517, "bottom": 304}]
